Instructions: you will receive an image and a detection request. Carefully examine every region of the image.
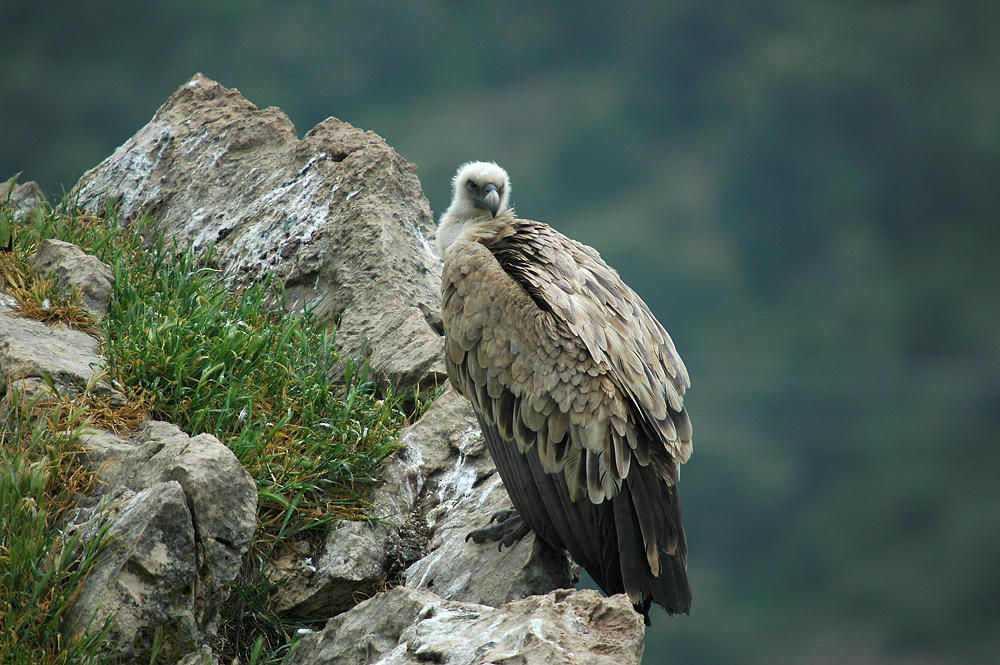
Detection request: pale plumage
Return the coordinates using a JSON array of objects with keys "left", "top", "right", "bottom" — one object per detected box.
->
[{"left": 437, "top": 161, "right": 692, "bottom": 619}]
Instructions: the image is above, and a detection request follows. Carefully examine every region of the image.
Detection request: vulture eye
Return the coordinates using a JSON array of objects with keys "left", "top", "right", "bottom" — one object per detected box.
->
[{"left": 467, "top": 180, "right": 478, "bottom": 192}]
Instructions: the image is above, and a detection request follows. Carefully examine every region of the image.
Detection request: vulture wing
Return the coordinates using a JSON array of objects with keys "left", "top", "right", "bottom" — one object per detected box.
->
[{"left": 441, "top": 219, "right": 692, "bottom": 615}]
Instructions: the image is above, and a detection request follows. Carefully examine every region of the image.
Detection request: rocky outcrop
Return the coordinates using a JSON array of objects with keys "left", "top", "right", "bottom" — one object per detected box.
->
[
  {"left": 1, "top": 74, "right": 650, "bottom": 664},
  {"left": 272, "top": 388, "right": 576, "bottom": 620},
  {"left": 73, "top": 73, "right": 445, "bottom": 394},
  {"left": 0, "top": 298, "right": 125, "bottom": 414},
  {"left": 31, "top": 238, "right": 115, "bottom": 317},
  {"left": 64, "top": 481, "right": 200, "bottom": 660},
  {"left": 64, "top": 421, "right": 257, "bottom": 663},
  {"left": 287, "top": 586, "right": 646, "bottom": 665},
  {"left": 394, "top": 390, "right": 576, "bottom": 606},
  {"left": 1, "top": 176, "right": 47, "bottom": 220},
  {"left": 2, "top": 247, "right": 256, "bottom": 662}
]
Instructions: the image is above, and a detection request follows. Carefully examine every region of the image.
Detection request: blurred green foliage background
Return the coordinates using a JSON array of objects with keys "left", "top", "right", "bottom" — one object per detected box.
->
[{"left": 2, "top": 2, "right": 998, "bottom": 664}]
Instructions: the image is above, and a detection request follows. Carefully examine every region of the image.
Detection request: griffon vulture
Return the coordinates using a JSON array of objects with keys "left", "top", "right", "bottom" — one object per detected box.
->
[{"left": 437, "top": 161, "right": 693, "bottom": 620}]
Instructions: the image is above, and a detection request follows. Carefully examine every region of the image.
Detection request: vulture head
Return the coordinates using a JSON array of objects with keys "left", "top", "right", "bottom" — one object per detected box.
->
[{"left": 436, "top": 161, "right": 512, "bottom": 257}]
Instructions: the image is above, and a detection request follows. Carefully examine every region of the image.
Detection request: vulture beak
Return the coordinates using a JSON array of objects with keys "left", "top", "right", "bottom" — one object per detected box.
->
[{"left": 481, "top": 183, "right": 501, "bottom": 218}]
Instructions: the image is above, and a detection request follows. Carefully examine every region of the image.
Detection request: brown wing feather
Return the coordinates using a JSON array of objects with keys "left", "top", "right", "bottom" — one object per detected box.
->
[
  {"left": 493, "top": 221, "right": 691, "bottom": 466},
  {"left": 441, "top": 220, "right": 692, "bottom": 614}
]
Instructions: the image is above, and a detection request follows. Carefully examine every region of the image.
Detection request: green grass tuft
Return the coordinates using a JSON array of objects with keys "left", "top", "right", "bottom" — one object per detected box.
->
[
  {"left": 103, "top": 236, "right": 406, "bottom": 534},
  {"left": 0, "top": 391, "right": 113, "bottom": 665},
  {"left": 1, "top": 193, "right": 426, "bottom": 664}
]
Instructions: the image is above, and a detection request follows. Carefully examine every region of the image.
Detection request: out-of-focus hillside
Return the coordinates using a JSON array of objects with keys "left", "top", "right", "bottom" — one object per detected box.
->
[{"left": 2, "top": 3, "right": 998, "bottom": 664}]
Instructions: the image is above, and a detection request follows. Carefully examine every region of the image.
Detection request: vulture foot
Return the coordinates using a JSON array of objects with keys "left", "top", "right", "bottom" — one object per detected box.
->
[{"left": 466, "top": 508, "right": 531, "bottom": 550}]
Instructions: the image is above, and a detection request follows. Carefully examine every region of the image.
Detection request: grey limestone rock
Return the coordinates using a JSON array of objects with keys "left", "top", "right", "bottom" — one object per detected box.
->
[
  {"left": 271, "top": 387, "right": 575, "bottom": 619},
  {"left": 73, "top": 73, "right": 446, "bottom": 393},
  {"left": 31, "top": 238, "right": 115, "bottom": 317},
  {"left": 62, "top": 481, "right": 201, "bottom": 664},
  {"left": 1, "top": 176, "right": 47, "bottom": 220},
  {"left": 66, "top": 421, "right": 258, "bottom": 661},
  {"left": 0, "top": 306, "right": 125, "bottom": 413},
  {"left": 398, "top": 391, "right": 577, "bottom": 607},
  {"left": 287, "top": 586, "right": 645, "bottom": 665}
]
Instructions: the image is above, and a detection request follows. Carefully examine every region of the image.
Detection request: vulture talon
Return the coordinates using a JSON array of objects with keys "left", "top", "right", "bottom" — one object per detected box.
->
[
  {"left": 465, "top": 509, "right": 530, "bottom": 550},
  {"left": 489, "top": 508, "right": 519, "bottom": 525},
  {"left": 499, "top": 520, "right": 532, "bottom": 550}
]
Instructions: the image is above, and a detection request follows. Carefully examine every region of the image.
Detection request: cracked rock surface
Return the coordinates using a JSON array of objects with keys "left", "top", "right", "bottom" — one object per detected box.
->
[
  {"left": 287, "top": 586, "right": 645, "bottom": 665},
  {"left": 73, "top": 73, "right": 446, "bottom": 393},
  {"left": 271, "top": 388, "right": 577, "bottom": 620},
  {"left": 31, "top": 238, "right": 115, "bottom": 317},
  {"left": 0, "top": 296, "right": 125, "bottom": 414},
  {"left": 63, "top": 421, "right": 257, "bottom": 663}
]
